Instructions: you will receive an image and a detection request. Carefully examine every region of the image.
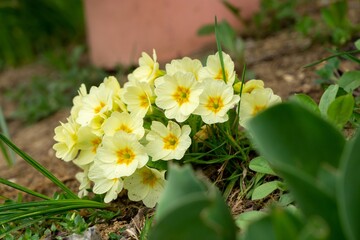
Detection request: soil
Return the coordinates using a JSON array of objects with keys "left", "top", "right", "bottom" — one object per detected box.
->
[{"left": 1, "top": 3, "right": 360, "bottom": 238}]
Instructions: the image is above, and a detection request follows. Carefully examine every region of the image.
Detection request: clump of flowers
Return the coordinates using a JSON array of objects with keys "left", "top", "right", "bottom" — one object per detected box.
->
[{"left": 53, "top": 50, "right": 281, "bottom": 207}]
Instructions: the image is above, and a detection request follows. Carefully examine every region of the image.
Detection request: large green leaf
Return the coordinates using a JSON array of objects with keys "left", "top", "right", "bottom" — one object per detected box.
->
[
  {"left": 154, "top": 164, "right": 206, "bottom": 220},
  {"left": 247, "top": 102, "right": 345, "bottom": 176},
  {"left": 150, "top": 165, "right": 236, "bottom": 240},
  {"left": 247, "top": 102, "right": 346, "bottom": 239},
  {"left": 242, "top": 207, "right": 302, "bottom": 240},
  {"left": 338, "top": 129, "right": 360, "bottom": 240}
]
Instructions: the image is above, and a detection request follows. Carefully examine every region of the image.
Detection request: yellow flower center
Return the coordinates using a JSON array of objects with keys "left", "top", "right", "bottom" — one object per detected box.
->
[
  {"left": 172, "top": 86, "right": 190, "bottom": 105},
  {"left": 252, "top": 105, "right": 267, "bottom": 116},
  {"left": 116, "top": 147, "right": 135, "bottom": 165},
  {"left": 205, "top": 96, "right": 224, "bottom": 114},
  {"left": 163, "top": 133, "right": 179, "bottom": 150},
  {"left": 139, "top": 94, "right": 149, "bottom": 108},
  {"left": 141, "top": 170, "right": 157, "bottom": 187},
  {"left": 91, "top": 138, "right": 102, "bottom": 153},
  {"left": 94, "top": 101, "right": 105, "bottom": 114},
  {"left": 116, "top": 124, "right": 132, "bottom": 133},
  {"left": 215, "top": 70, "right": 228, "bottom": 82}
]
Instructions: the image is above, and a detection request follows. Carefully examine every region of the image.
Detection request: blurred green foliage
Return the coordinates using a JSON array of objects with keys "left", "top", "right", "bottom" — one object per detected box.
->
[
  {"left": 252, "top": 0, "right": 358, "bottom": 46},
  {"left": 245, "top": 102, "right": 360, "bottom": 240},
  {"left": 149, "top": 164, "right": 237, "bottom": 240},
  {"left": 5, "top": 46, "right": 107, "bottom": 123},
  {"left": 0, "top": 0, "right": 84, "bottom": 68}
]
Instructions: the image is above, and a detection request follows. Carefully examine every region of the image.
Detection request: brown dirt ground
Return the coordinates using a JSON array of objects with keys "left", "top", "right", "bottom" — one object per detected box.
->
[{"left": 1, "top": 4, "right": 360, "bottom": 237}]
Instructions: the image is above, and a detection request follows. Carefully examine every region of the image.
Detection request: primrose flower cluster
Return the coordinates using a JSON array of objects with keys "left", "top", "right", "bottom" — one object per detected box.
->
[{"left": 53, "top": 50, "right": 281, "bottom": 207}]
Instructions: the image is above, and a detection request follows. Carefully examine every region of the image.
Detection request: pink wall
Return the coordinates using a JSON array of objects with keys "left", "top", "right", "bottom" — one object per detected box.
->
[{"left": 84, "top": 0, "right": 259, "bottom": 68}]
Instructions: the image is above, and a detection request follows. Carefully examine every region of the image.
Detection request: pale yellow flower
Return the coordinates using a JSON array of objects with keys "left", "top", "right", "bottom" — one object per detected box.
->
[
  {"left": 165, "top": 57, "right": 203, "bottom": 81},
  {"left": 128, "top": 49, "right": 161, "bottom": 84},
  {"left": 88, "top": 164, "right": 124, "bottom": 203},
  {"left": 76, "top": 84, "right": 113, "bottom": 127},
  {"left": 53, "top": 118, "right": 80, "bottom": 162},
  {"left": 121, "top": 79, "right": 155, "bottom": 118},
  {"left": 75, "top": 166, "right": 91, "bottom": 198},
  {"left": 146, "top": 121, "right": 191, "bottom": 161},
  {"left": 124, "top": 166, "right": 166, "bottom": 208},
  {"left": 96, "top": 132, "right": 148, "bottom": 178},
  {"left": 193, "top": 79, "right": 240, "bottom": 124},
  {"left": 239, "top": 88, "right": 282, "bottom": 127},
  {"left": 155, "top": 72, "right": 203, "bottom": 122},
  {"left": 70, "top": 84, "right": 87, "bottom": 119},
  {"left": 198, "top": 51, "right": 236, "bottom": 85},
  {"left": 102, "top": 111, "right": 145, "bottom": 140},
  {"left": 73, "top": 126, "right": 102, "bottom": 167},
  {"left": 102, "top": 76, "right": 127, "bottom": 112},
  {"left": 233, "top": 79, "right": 264, "bottom": 94}
]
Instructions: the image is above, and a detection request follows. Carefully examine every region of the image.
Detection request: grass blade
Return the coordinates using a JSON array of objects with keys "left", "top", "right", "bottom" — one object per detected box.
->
[
  {"left": 0, "top": 178, "right": 51, "bottom": 200},
  {"left": 303, "top": 49, "right": 360, "bottom": 68},
  {"left": 214, "top": 16, "right": 227, "bottom": 84},
  {"left": 0, "top": 200, "right": 107, "bottom": 225},
  {"left": 0, "top": 133, "right": 79, "bottom": 199},
  {"left": 0, "top": 106, "right": 16, "bottom": 166},
  {"left": 0, "top": 199, "right": 107, "bottom": 212},
  {"left": 0, "top": 218, "right": 41, "bottom": 239}
]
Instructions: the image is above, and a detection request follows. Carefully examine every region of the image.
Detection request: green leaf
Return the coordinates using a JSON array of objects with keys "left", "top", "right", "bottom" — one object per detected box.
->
[
  {"left": 249, "top": 156, "right": 276, "bottom": 175},
  {"left": 221, "top": 0, "right": 240, "bottom": 18},
  {"left": 278, "top": 193, "right": 294, "bottom": 207},
  {"left": 154, "top": 165, "right": 206, "bottom": 220},
  {"left": 338, "top": 71, "right": 360, "bottom": 93},
  {"left": 319, "top": 84, "right": 339, "bottom": 117},
  {"left": 243, "top": 207, "right": 303, "bottom": 240},
  {"left": 197, "top": 24, "right": 215, "bottom": 36},
  {"left": 235, "top": 210, "right": 266, "bottom": 230},
  {"left": 327, "top": 94, "right": 354, "bottom": 128},
  {"left": 150, "top": 164, "right": 236, "bottom": 240},
  {"left": 299, "top": 216, "right": 330, "bottom": 240},
  {"left": 251, "top": 181, "right": 281, "bottom": 200},
  {"left": 338, "top": 129, "right": 360, "bottom": 240},
  {"left": 289, "top": 94, "right": 320, "bottom": 114},
  {"left": 248, "top": 102, "right": 345, "bottom": 176},
  {"left": 247, "top": 102, "right": 346, "bottom": 240},
  {"left": 355, "top": 39, "right": 360, "bottom": 50}
]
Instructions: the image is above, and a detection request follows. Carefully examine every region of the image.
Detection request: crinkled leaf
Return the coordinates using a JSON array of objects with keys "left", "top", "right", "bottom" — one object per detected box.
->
[
  {"left": 150, "top": 164, "right": 236, "bottom": 240},
  {"left": 154, "top": 164, "right": 205, "bottom": 220},
  {"left": 247, "top": 102, "right": 345, "bottom": 176},
  {"left": 247, "top": 102, "right": 346, "bottom": 240}
]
